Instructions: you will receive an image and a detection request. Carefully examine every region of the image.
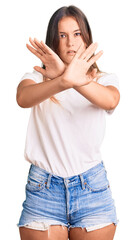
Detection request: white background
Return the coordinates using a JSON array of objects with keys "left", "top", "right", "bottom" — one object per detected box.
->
[{"left": 0, "top": 0, "right": 136, "bottom": 239}]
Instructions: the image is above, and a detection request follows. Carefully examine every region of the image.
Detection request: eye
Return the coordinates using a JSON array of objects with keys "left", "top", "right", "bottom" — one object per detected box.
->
[
  {"left": 59, "top": 34, "right": 66, "bottom": 38},
  {"left": 74, "top": 32, "right": 81, "bottom": 36}
]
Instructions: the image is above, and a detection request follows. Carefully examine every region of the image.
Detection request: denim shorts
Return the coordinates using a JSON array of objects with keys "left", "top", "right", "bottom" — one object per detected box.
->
[{"left": 17, "top": 161, "right": 118, "bottom": 232}]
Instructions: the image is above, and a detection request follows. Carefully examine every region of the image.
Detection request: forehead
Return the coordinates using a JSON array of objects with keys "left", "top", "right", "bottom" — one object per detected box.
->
[{"left": 58, "top": 16, "right": 80, "bottom": 32}]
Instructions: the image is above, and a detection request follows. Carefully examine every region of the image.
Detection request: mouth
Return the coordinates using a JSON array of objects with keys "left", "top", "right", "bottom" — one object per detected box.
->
[{"left": 67, "top": 50, "right": 76, "bottom": 55}]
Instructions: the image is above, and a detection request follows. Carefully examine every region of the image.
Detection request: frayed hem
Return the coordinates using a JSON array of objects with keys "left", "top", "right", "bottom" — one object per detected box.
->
[
  {"left": 68, "top": 220, "right": 119, "bottom": 232},
  {"left": 17, "top": 220, "right": 68, "bottom": 231}
]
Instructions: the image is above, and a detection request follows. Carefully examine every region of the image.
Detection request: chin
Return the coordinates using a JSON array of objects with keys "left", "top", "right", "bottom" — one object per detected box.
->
[{"left": 64, "top": 58, "right": 74, "bottom": 65}]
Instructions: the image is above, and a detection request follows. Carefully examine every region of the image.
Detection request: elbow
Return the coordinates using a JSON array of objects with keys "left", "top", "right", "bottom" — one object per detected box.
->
[
  {"left": 109, "top": 91, "right": 120, "bottom": 110},
  {"left": 16, "top": 95, "right": 25, "bottom": 108},
  {"left": 16, "top": 91, "right": 28, "bottom": 108}
]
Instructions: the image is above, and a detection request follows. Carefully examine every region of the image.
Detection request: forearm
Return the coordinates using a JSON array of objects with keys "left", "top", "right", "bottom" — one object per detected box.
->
[
  {"left": 17, "top": 75, "right": 68, "bottom": 108},
  {"left": 74, "top": 81, "right": 120, "bottom": 110}
]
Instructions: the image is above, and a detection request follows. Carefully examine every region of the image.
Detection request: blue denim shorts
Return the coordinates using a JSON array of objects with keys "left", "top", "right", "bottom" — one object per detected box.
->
[{"left": 17, "top": 161, "right": 118, "bottom": 232}]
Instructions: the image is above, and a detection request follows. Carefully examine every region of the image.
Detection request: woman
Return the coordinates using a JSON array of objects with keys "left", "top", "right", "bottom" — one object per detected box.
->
[{"left": 17, "top": 5, "right": 120, "bottom": 240}]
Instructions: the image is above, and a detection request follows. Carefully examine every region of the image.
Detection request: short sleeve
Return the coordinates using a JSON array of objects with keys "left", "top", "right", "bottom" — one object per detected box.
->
[
  {"left": 97, "top": 73, "right": 120, "bottom": 90},
  {"left": 97, "top": 73, "right": 120, "bottom": 114},
  {"left": 20, "top": 70, "right": 43, "bottom": 84}
]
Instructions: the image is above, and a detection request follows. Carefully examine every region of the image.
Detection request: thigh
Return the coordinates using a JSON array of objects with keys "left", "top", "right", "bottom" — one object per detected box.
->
[
  {"left": 69, "top": 223, "right": 116, "bottom": 240},
  {"left": 69, "top": 167, "right": 118, "bottom": 230},
  {"left": 18, "top": 165, "right": 68, "bottom": 231},
  {"left": 19, "top": 225, "right": 68, "bottom": 240}
]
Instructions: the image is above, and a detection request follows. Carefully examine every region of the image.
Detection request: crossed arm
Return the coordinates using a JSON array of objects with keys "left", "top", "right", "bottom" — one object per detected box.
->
[
  {"left": 17, "top": 38, "right": 120, "bottom": 110},
  {"left": 74, "top": 83, "right": 120, "bottom": 111}
]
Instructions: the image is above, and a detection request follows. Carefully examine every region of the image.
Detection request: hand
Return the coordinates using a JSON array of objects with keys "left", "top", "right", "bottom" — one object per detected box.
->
[
  {"left": 62, "top": 42, "right": 103, "bottom": 88},
  {"left": 26, "top": 38, "right": 65, "bottom": 79}
]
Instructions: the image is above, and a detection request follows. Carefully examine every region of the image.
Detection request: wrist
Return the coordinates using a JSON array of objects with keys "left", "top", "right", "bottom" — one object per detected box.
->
[
  {"left": 57, "top": 63, "right": 66, "bottom": 78},
  {"left": 60, "top": 74, "right": 74, "bottom": 89}
]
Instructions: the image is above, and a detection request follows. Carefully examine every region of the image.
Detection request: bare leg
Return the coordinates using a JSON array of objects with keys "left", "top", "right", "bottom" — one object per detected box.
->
[
  {"left": 19, "top": 225, "right": 68, "bottom": 240},
  {"left": 69, "top": 223, "right": 116, "bottom": 240}
]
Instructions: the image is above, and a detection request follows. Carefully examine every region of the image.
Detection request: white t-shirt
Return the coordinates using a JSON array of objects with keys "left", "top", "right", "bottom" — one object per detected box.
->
[{"left": 20, "top": 70, "right": 119, "bottom": 177}]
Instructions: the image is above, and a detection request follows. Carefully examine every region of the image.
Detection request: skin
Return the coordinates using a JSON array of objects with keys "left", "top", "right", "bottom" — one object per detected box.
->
[
  {"left": 18, "top": 16, "right": 118, "bottom": 239},
  {"left": 17, "top": 35, "right": 103, "bottom": 108},
  {"left": 27, "top": 37, "right": 66, "bottom": 80},
  {"left": 24, "top": 17, "right": 120, "bottom": 110},
  {"left": 19, "top": 225, "right": 69, "bottom": 240},
  {"left": 19, "top": 224, "right": 116, "bottom": 240},
  {"left": 57, "top": 16, "right": 87, "bottom": 66}
]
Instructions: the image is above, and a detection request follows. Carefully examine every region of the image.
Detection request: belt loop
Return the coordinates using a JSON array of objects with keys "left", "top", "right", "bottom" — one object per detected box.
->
[
  {"left": 46, "top": 174, "right": 52, "bottom": 189},
  {"left": 79, "top": 174, "right": 85, "bottom": 190},
  {"left": 29, "top": 164, "right": 33, "bottom": 174},
  {"left": 64, "top": 179, "right": 67, "bottom": 187},
  {"left": 102, "top": 160, "right": 107, "bottom": 173}
]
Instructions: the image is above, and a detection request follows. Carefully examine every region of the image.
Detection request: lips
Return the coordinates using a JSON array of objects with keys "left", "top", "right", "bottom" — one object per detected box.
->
[
  {"left": 67, "top": 50, "right": 76, "bottom": 53},
  {"left": 67, "top": 50, "right": 76, "bottom": 56}
]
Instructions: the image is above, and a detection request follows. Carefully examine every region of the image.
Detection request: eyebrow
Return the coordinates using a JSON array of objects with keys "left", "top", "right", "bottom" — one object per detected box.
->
[{"left": 59, "top": 29, "right": 81, "bottom": 33}]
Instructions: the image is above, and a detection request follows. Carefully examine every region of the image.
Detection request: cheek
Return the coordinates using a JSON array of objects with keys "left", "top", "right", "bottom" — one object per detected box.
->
[
  {"left": 77, "top": 39, "right": 87, "bottom": 48},
  {"left": 58, "top": 40, "right": 65, "bottom": 50},
  {"left": 58, "top": 44, "right": 67, "bottom": 56}
]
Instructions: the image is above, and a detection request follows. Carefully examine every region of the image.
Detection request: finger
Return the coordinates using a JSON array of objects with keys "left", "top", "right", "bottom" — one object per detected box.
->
[
  {"left": 80, "top": 42, "right": 98, "bottom": 61},
  {"left": 41, "top": 41, "right": 55, "bottom": 55},
  {"left": 73, "top": 43, "right": 86, "bottom": 59},
  {"left": 35, "top": 38, "right": 54, "bottom": 56},
  {"left": 26, "top": 43, "right": 44, "bottom": 62},
  {"left": 33, "top": 38, "right": 46, "bottom": 55},
  {"left": 87, "top": 50, "right": 103, "bottom": 65},
  {"left": 34, "top": 39, "right": 56, "bottom": 57},
  {"left": 29, "top": 38, "right": 44, "bottom": 56},
  {"left": 33, "top": 66, "right": 47, "bottom": 76},
  {"left": 29, "top": 37, "right": 38, "bottom": 49},
  {"left": 33, "top": 38, "right": 47, "bottom": 54}
]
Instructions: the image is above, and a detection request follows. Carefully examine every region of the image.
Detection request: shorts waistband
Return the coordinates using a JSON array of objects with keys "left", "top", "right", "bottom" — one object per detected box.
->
[{"left": 29, "top": 161, "right": 105, "bottom": 190}]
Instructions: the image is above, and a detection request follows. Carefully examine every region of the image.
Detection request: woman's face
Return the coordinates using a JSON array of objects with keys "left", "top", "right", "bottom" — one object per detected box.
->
[{"left": 58, "top": 16, "right": 87, "bottom": 66}]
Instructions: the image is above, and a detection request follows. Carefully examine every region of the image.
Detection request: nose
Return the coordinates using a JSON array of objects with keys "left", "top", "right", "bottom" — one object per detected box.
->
[{"left": 67, "top": 35, "right": 74, "bottom": 47}]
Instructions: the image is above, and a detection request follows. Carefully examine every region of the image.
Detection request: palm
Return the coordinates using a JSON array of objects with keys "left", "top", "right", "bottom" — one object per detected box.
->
[
  {"left": 63, "top": 43, "right": 103, "bottom": 88},
  {"left": 41, "top": 50, "right": 65, "bottom": 79},
  {"left": 26, "top": 38, "right": 65, "bottom": 79}
]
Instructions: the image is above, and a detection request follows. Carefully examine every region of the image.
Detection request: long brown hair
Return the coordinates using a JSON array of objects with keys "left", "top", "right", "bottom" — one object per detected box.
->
[{"left": 43, "top": 5, "right": 101, "bottom": 104}]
